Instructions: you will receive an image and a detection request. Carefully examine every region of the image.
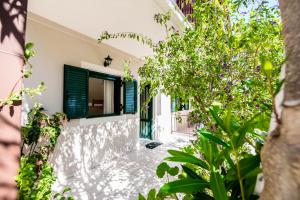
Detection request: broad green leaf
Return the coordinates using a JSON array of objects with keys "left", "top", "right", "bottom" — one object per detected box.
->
[
  {"left": 147, "top": 189, "right": 156, "bottom": 200},
  {"left": 165, "top": 155, "right": 209, "bottom": 170},
  {"left": 244, "top": 176, "right": 258, "bottom": 199},
  {"left": 199, "top": 130, "right": 230, "bottom": 148},
  {"left": 210, "top": 171, "right": 228, "bottom": 200},
  {"left": 168, "top": 166, "right": 179, "bottom": 176},
  {"left": 224, "top": 110, "right": 233, "bottom": 134},
  {"left": 199, "top": 135, "right": 209, "bottom": 159},
  {"left": 160, "top": 179, "right": 209, "bottom": 194},
  {"left": 244, "top": 166, "right": 262, "bottom": 179},
  {"left": 239, "top": 155, "right": 260, "bottom": 178},
  {"left": 209, "top": 107, "right": 227, "bottom": 133},
  {"left": 181, "top": 165, "right": 206, "bottom": 182},
  {"left": 168, "top": 149, "right": 189, "bottom": 157},
  {"left": 156, "top": 162, "right": 169, "bottom": 178},
  {"left": 138, "top": 194, "right": 146, "bottom": 200}
]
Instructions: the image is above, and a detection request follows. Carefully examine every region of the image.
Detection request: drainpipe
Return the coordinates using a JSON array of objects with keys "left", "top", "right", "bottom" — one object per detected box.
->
[{"left": 0, "top": 0, "right": 28, "bottom": 199}]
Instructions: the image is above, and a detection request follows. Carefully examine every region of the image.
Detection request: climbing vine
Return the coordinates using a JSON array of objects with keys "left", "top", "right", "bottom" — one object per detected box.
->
[
  {"left": 16, "top": 103, "right": 73, "bottom": 200},
  {"left": 0, "top": 43, "right": 45, "bottom": 110}
]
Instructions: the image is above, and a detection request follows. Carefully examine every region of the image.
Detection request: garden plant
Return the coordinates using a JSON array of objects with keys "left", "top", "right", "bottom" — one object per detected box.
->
[
  {"left": 0, "top": 43, "right": 73, "bottom": 200},
  {"left": 99, "top": 0, "right": 284, "bottom": 199}
]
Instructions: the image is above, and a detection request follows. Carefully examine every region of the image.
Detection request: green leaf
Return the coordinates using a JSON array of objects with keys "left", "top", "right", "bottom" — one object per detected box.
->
[
  {"left": 210, "top": 172, "right": 228, "bottom": 200},
  {"left": 160, "top": 179, "right": 209, "bottom": 194},
  {"left": 156, "top": 162, "right": 169, "bottom": 178},
  {"left": 25, "top": 42, "right": 34, "bottom": 50},
  {"left": 244, "top": 176, "right": 258, "bottom": 199},
  {"left": 138, "top": 193, "right": 146, "bottom": 200},
  {"left": 244, "top": 167, "right": 262, "bottom": 179},
  {"left": 262, "top": 60, "right": 273, "bottom": 78},
  {"left": 63, "top": 187, "right": 71, "bottom": 194},
  {"left": 275, "top": 79, "right": 285, "bottom": 95},
  {"left": 168, "top": 166, "right": 179, "bottom": 176},
  {"left": 166, "top": 150, "right": 209, "bottom": 170},
  {"left": 199, "top": 130, "right": 230, "bottom": 148},
  {"left": 182, "top": 165, "right": 205, "bottom": 181},
  {"left": 209, "top": 107, "right": 227, "bottom": 132},
  {"left": 53, "top": 193, "right": 61, "bottom": 199},
  {"left": 147, "top": 189, "right": 156, "bottom": 200},
  {"left": 239, "top": 155, "right": 260, "bottom": 178}
]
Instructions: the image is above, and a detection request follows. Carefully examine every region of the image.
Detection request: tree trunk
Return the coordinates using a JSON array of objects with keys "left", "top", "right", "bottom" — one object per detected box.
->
[
  {"left": 261, "top": 0, "right": 300, "bottom": 199},
  {"left": 0, "top": 0, "right": 28, "bottom": 199}
]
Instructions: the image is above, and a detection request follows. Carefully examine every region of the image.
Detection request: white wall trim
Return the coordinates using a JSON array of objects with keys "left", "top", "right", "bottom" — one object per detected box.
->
[{"left": 67, "top": 114, "right": 139, "bottom": 127}]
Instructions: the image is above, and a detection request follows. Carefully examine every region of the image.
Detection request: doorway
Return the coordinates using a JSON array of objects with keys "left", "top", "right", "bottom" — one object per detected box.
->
[{"left": 140, "top": 85, "right": 153, "bottom": 139}]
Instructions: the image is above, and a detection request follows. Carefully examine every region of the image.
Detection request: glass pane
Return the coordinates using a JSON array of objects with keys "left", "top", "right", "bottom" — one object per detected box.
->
[{"left": 88, "top": 78, "right": 114, "bottom": 116}]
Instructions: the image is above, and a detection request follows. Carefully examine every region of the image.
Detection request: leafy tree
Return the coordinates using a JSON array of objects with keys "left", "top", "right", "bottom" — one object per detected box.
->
[
  {"left": 99, "top": 0, "right": 284, "bottom": 199},
  {"left": 100, "top": 0, "right": 283, "bottom": 125}
]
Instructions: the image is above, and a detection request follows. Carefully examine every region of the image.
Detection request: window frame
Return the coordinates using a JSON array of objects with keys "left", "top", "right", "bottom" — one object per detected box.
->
[{"left": 87, "top": 70, "right": 121, "bottom": 118}]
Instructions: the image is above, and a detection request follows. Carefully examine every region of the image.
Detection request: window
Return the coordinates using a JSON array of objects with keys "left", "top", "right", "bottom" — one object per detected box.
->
[
  {"left": 171, "top": 98, "right": 190, "bottom": 112},
  {"left": 88, "top": 77, "right": 115, "bottom": 116},
  {"left": 64, "top": 65, "right": 121, "bottom": 119}
]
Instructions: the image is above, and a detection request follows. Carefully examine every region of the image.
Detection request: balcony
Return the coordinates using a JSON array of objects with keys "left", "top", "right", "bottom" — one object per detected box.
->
[{"left": 176, "top": 0, "right": 195, "bottom": 22}]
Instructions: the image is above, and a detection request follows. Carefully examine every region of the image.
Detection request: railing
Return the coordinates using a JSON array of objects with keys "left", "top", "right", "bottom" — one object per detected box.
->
[{"left": 176, "top": 0, "right": 195, "bottom": 22}]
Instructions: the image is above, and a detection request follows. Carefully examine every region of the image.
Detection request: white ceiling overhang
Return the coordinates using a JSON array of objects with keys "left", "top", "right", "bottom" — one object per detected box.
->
[{"left": 27, "top": 0, "right": 185, "bottom": 58}]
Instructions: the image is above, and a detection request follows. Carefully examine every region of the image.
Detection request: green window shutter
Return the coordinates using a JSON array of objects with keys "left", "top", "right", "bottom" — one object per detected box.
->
[
  {"left": 64, "top": 65, "right": 88, "bottom": 119},
  {"left": 123, "top": 80, "right": 137, "bottom": 114}
]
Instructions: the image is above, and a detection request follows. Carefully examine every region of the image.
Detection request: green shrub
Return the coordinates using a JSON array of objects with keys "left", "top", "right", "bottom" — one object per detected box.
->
[{"left": 16, "top": 104, "right": 73, "bottom": 200}]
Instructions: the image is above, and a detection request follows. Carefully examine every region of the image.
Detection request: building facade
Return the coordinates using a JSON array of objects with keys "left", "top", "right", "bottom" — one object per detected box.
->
[{"left": 23, "top": 0, "right": 192, "bottom": 184}]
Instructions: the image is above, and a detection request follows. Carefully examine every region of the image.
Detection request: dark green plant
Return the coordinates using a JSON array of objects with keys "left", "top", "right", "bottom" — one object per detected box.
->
[
  {"left": 139, "top": 104, "right": 268, "bottom": 200},
  {"left": 53, "top": 187, "right": 74, "bottom": 200},
  {"left": 16, "top": 103, "right": 70, "bottom": 200}
]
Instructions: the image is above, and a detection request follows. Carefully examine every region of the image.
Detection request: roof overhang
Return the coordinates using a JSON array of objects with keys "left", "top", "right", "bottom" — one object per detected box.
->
[{"left": 28, "top": 0, "right": 186, "bottom": 58}]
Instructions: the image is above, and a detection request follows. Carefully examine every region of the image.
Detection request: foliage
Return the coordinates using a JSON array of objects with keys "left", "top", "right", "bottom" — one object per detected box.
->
[
  {"left": 140, "top": 104, "right": 268, "bottom": 200},
  {"left": 0, "top": 42, "right": 45, "bottom": 110},
  {"left": 99, "top": 0, "right": 283, "bottom": 199},
  {"left": 99, "top": 0, "right": 283, "bottom": 124},
  {"left": 16, "top": 156, "right": 56, "bottom": 200},
  {"left": 16, "top": 103, "right": 71, "bottom": 200},
  {"left": 54, "top": 187, "right": 74, "bottom": 200},
  {"left": 123, "top": 62, "right": 135, "bottom": 81}
]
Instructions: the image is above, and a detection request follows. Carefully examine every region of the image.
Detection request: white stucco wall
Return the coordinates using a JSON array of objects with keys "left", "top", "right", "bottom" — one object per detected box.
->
[
  {"left": 50, "top": 115, "right": 139, "bottom": 182},
  {"left": 154, "top": 94, "right": 172, "bottom": 142}
]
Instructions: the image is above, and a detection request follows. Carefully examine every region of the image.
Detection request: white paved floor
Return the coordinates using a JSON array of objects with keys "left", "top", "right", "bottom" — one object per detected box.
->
[{"left": 55, "top": 133, "right": 194, "bottom": 200}]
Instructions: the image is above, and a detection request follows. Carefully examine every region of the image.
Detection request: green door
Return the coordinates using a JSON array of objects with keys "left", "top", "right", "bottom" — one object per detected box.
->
[{"left": 140, "top": 85, "right": 153, "bottom": 139}]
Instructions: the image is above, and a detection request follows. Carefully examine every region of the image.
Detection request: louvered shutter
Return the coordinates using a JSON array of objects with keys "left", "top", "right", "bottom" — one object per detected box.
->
[
  {"left": 123, "top": 80, "right": 137, "bottom": 114},
  {"left": 64, "top": 65, "right": 88, "bottom": 119}
]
